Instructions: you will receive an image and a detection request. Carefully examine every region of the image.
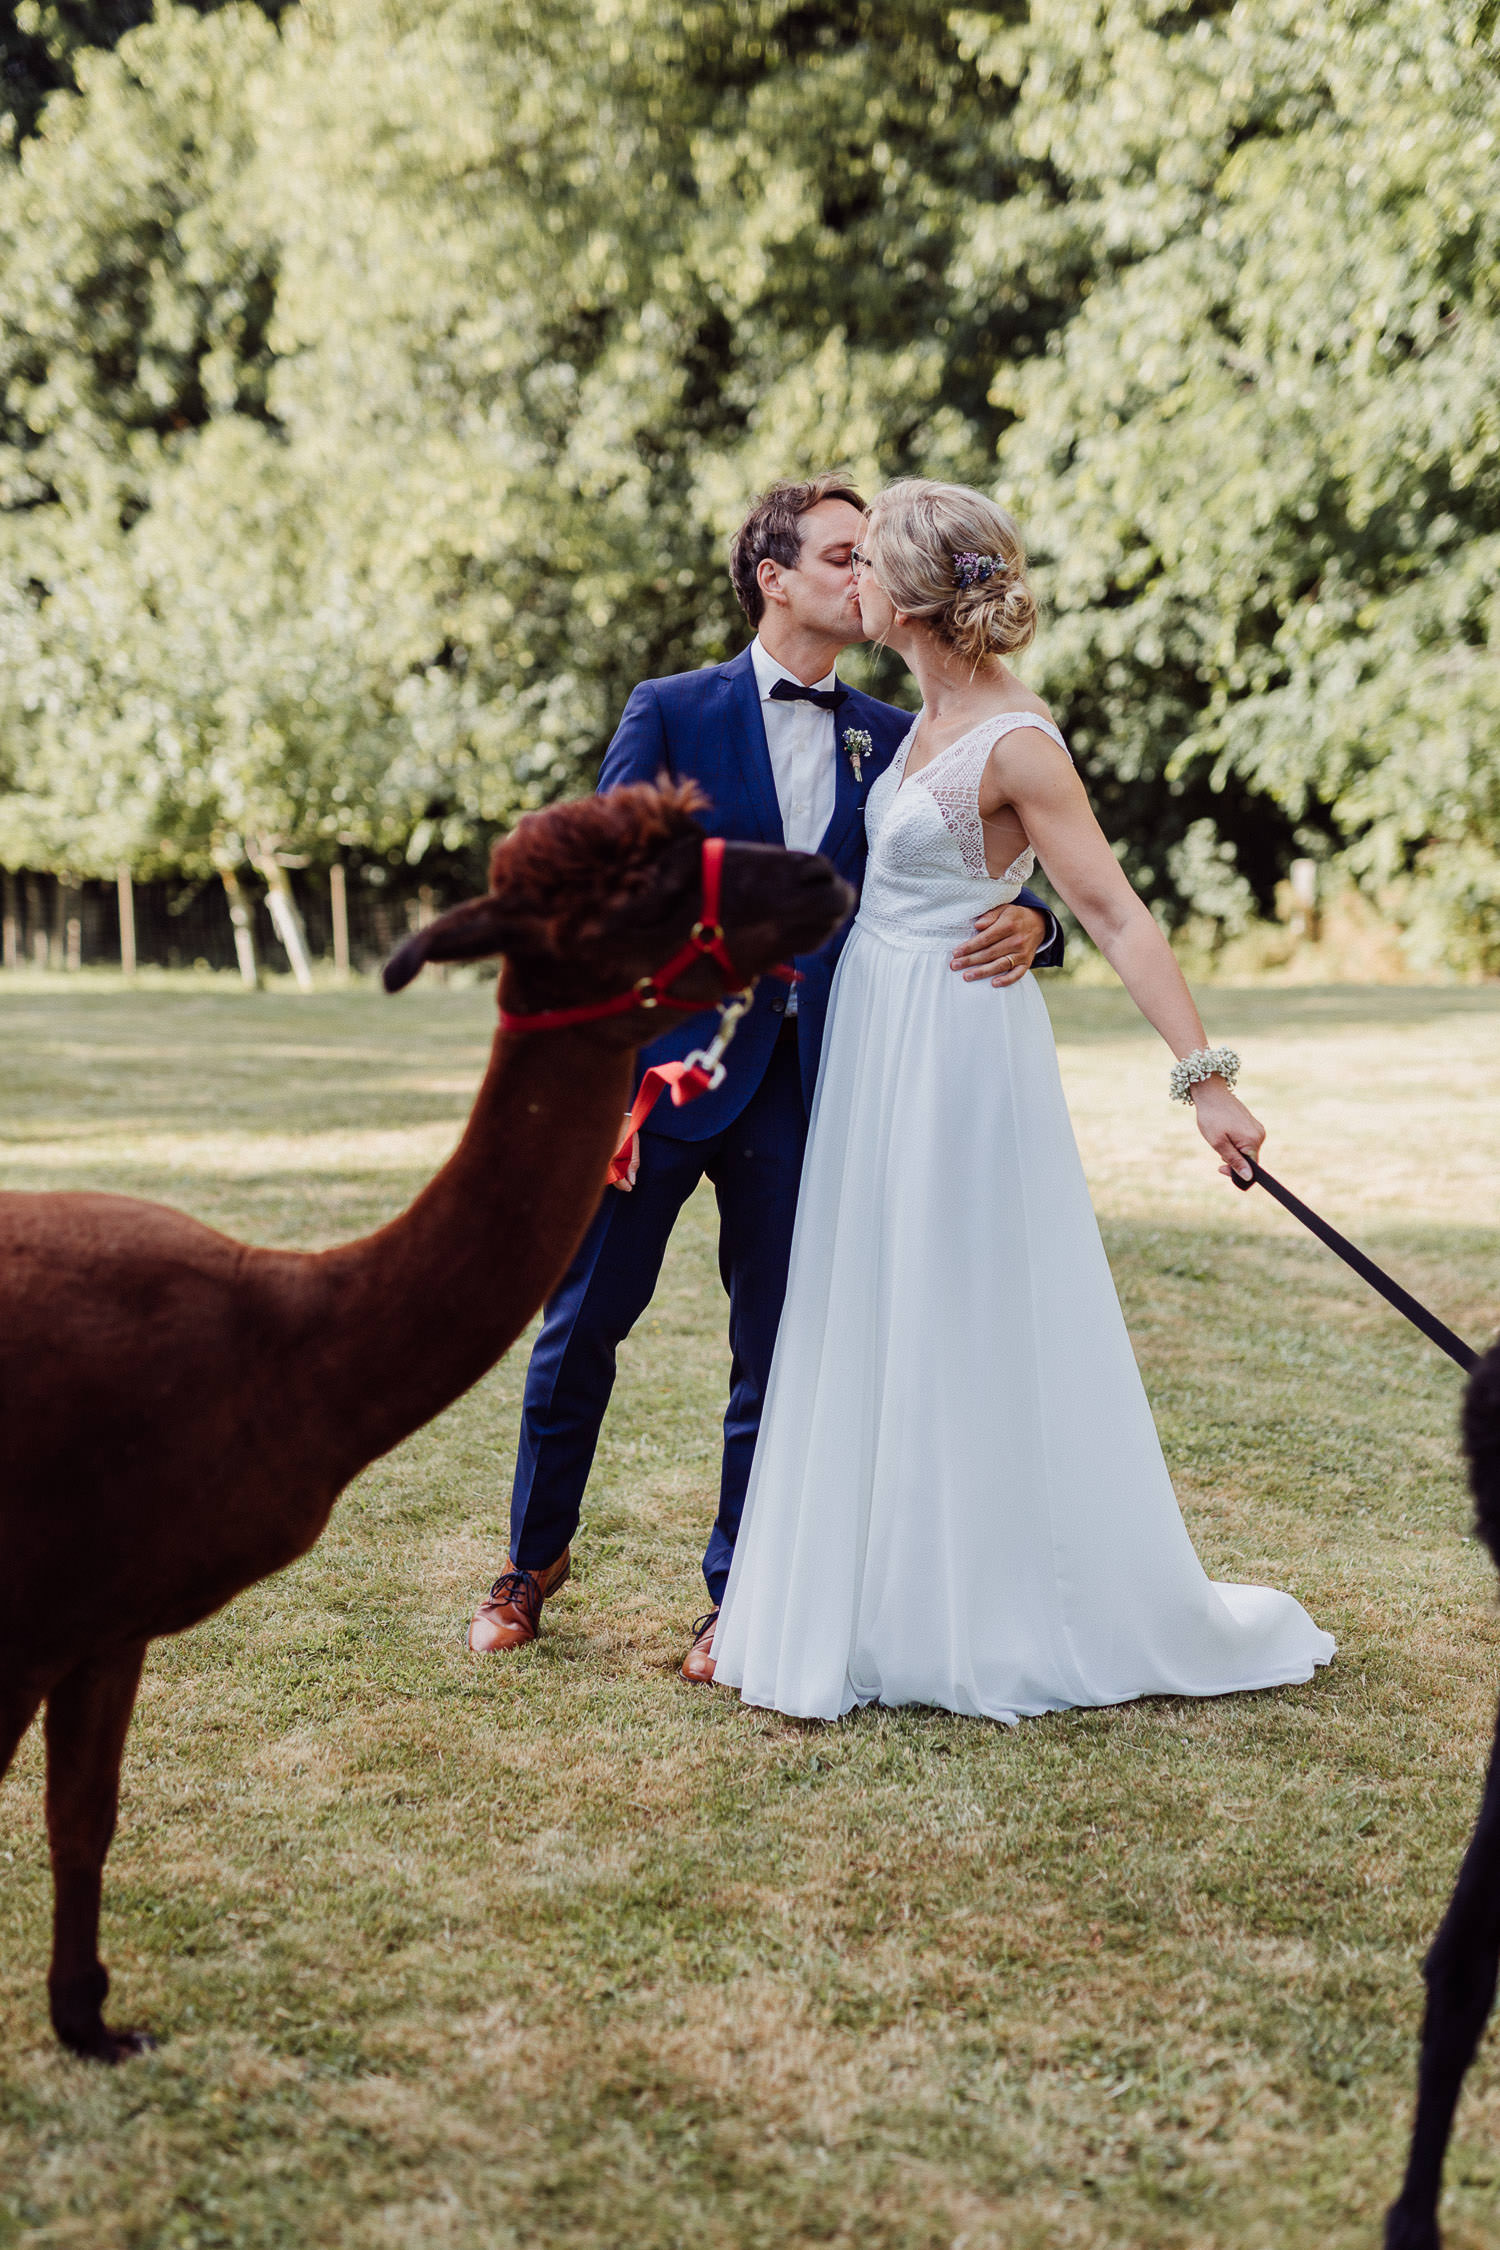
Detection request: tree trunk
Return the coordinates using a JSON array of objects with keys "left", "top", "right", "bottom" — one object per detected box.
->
[
  {"left": 219, "top": 866, "right": 260, "bottom": 989},
  {"left": 2, "top": 870, "right": 17, "bottom": 970},
  {"left": 116, "top": 867, "right": 136, "bottom": 977},
  {"left": 255, "top": 849, "right": 314, "bottom": 992},
  {"left": 329, "top": 861, "right": 350, "bottom": 980}
]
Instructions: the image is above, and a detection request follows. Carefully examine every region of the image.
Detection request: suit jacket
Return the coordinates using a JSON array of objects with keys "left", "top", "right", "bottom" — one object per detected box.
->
[{"left": 598, "top": 645, "right": 1064, "bottom": 1138}]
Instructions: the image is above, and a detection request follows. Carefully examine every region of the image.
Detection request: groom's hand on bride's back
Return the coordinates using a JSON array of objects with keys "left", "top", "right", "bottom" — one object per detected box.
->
[{"left": 951, "top": 901, "right": 1051, "bottom": 987}]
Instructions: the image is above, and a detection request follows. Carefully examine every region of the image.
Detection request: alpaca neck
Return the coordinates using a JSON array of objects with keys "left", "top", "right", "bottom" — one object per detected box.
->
[{"left": 311, "top": 1020, "right": 634, "bottom": 1476}]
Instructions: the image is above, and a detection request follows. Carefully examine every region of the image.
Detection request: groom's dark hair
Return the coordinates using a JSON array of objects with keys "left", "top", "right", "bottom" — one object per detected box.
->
[{"left": 730, "top": 473, "right": 868, "bottom": 627}]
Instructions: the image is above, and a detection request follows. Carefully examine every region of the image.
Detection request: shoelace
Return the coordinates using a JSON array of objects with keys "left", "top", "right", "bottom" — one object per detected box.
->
[
  {"left": 689, "top": 1610, "right": 719, "bottom": 1646},
  {"left": 486, "top": 1567, "right": 543, "bottom": 1613}
]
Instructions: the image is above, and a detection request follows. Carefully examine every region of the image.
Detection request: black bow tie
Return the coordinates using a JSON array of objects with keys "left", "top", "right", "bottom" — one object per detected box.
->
[{"left": 768, "top": 678, "right": 847, "bottom": 712}]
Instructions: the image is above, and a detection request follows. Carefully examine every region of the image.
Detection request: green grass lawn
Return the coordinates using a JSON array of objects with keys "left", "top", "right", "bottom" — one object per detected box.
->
[{"left": 3, "top": 975, "right": 1499, "bottom": 2249}]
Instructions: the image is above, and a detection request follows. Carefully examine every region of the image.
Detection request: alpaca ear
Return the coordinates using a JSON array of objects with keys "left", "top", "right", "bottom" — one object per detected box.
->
[{"left": 381, "top": 893, "right": 517, "bottom": 991}]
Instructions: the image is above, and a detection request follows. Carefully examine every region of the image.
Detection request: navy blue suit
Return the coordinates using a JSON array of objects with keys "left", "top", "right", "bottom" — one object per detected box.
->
[{"left": 508, "top": 646, "right": 1064, "bottom": 1601}]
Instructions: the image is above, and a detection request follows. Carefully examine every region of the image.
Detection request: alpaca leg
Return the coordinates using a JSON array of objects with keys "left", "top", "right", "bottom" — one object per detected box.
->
[
  {"left": 0, "top": 1675, "right": 43, "bottom": 1784},
  {"left": 1386, "top": 1711, "right": 1500, "bottom": 2250},
  {"left": 43, "top": 1641, "right": 151, "bottom": 2062}
]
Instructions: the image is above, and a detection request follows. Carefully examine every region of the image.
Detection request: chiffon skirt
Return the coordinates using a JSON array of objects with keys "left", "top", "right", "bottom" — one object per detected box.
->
[{"left": 711, "top": 921, "right": 1335, "bottom": 1723}]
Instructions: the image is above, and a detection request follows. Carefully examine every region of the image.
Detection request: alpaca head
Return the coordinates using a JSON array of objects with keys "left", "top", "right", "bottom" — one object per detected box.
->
[
  {"left": 1462, "top": 1338, "right": 1500, "bottom": 1569},
  {"left": 382, "top": 780, "right": 853, "bottom": 1019}
]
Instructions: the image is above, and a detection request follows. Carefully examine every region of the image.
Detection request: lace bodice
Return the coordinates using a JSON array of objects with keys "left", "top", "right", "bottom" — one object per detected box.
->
[{"left": 857, "top": 708, "right": 1069, "bottom": 950}]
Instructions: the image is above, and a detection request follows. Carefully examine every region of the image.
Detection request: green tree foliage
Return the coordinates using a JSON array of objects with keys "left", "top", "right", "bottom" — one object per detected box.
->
[
  {"left": 1, "top": 0, "right": 1498, "bottom": 963},
  {"left": 1, "top": 1, "right": 287, "bottom": 148},
  {"left": 961, "top": 0, "right": 1500, "bottom": 957},
  {"left": 0, "top": 1, "right": 1017, "bottom": 878}
]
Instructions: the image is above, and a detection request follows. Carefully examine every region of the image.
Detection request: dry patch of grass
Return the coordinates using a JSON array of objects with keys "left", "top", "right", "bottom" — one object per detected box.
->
[{"left": 2, "top": 978, "right": 1499, "bottom": 2248}]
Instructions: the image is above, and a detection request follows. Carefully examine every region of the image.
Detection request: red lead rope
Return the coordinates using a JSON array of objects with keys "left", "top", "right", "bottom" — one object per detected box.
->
[
  {"left": 601, "top": 982, "right": 759, "bottom": 1185},
  {"left": 495, "top": 835, "right": 795, "bottom": 1184}
]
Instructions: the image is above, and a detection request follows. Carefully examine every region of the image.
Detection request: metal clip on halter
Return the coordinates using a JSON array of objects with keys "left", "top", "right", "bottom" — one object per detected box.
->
[{"left": 676, "top": 988, "right": 754, "bottom": 1098}]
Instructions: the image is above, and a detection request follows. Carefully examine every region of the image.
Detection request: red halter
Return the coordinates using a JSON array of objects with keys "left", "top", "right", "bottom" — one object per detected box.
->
[
  {"left": 496, "top": 837, "right": 762, "bottom": 1036},
  {"left": 495, "top": 836, "right": 797, "bottom": 1185}
]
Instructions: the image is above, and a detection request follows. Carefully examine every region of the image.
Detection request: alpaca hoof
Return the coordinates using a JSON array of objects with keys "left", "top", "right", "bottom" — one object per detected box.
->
[
  {"left": 1384, "top": 2200, "right": 1440, "bottom": 2250},
  {"left": 63, "top": 2022, "right": 157, "bottom": 2065},
  {"left": 50, "top": 1964, "right": 156, "bottom": 2062},
  {"left": 53, "top": 1982, "right": 157, "bottom": 2064}
]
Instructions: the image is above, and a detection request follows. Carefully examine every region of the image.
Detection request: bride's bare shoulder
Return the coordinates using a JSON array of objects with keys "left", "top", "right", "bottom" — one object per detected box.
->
[
  {"left": 980, "top": 687, "right": 1062, "bottom": 746},
  {"left": 999, "top": 686, "right": 1057, "bottom": 729},
  {"left": 977, "top": 692, "right": 1069, "bottom": 809}
]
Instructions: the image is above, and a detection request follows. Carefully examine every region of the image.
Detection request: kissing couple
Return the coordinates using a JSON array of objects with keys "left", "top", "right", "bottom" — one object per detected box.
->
[{"left": 466, "top": 472, "right": 1334, "bottom": 1724}]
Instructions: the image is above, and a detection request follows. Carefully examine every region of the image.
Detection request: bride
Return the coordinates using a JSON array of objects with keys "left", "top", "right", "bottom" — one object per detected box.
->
[{"left": 709, "top": 477, "right": 1334, "bottom": 1724}]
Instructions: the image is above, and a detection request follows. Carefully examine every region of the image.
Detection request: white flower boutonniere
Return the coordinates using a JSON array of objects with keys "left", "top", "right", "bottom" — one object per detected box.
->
[{"left": 842, "top": 727, "right": 873, "bottom": 783}]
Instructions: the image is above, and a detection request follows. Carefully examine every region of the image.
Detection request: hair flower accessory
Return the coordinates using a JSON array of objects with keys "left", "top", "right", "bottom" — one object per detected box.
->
[
  {"left": 954, "top": 552, "right": 1002, "bottom": 590},
  {"left": 842, "top": 727, "right": 873, "bottom": 783}
]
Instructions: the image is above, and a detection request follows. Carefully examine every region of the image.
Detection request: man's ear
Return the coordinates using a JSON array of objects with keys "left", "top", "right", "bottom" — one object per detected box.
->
[
  {"left": 382, "top": 893, "right": 517, "bottom": 992},
  {"left": 757, "top": 554, "right": 787, "bottom": 609}
]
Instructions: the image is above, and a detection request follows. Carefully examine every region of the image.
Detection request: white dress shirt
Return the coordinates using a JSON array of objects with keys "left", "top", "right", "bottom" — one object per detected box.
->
[{"left": 750, "top": 636, "right": 840, "bottom": 855}]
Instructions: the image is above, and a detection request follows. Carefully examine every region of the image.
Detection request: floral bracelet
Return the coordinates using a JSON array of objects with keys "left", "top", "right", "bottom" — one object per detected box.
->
[{"left": 1169, "top": 1045, "right": 1241, "bottom": 1105}]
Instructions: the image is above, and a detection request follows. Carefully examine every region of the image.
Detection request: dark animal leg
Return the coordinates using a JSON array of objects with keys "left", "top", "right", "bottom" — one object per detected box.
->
[
  {"left": 43, "top": 1642, "right": 152, "bottom": 2062},
  {"left": 1386, "top": 1702, "right": 1500, "bottom": 2250},
  {"left": 0, "top": 1675, "right": 43, "bottom": 1783}
]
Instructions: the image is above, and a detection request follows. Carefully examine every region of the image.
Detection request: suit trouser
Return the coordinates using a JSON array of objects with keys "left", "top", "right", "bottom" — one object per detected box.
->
[{"left": 509, "top": 1029, "right": 809, "bottom": 1604}]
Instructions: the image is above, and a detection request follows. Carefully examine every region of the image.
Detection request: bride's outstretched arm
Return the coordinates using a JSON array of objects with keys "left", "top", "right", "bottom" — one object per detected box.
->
[{"left": 986, "top": 727, "right": 1264, "bottom": 1181}]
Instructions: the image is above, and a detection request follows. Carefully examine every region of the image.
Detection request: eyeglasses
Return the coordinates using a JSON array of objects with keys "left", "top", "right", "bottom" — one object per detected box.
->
[{"left": 849, "top": 546, "right": 870, "bottom": 573}]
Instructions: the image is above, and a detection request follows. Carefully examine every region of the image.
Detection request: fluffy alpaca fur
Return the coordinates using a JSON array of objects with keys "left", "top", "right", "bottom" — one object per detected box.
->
[
  {"left": 0, "top": 783, "right": 852, "bottom": 2061},
  {"left": 1386, "top": 1338, "right": 1500, "bottom": 2247}
]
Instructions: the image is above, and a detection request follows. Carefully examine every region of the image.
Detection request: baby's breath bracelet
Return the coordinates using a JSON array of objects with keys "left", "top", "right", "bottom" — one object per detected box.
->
[{"left": 1169, "top": 1045, "right": 1241, "bottom": 1105}]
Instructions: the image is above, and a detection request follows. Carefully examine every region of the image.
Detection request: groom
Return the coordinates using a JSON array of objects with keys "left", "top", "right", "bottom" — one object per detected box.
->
[{"left": 468, "top": 473, "right": 1064, "bottom": 1675}]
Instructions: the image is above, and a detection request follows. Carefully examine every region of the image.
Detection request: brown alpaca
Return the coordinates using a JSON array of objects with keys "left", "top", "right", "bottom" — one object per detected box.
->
[{"left": 0, "top": 781, "right": 851, "bottom": 2061}]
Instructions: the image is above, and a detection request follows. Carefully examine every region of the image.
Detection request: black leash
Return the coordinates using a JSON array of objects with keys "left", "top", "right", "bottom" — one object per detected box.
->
[{"left": 1231, "top": 1156, "right": 1478, "bottom": 1372}]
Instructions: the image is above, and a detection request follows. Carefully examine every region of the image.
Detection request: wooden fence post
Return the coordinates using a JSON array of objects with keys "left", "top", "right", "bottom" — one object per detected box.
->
[
  {"left": 1288, "top": 857, "right": 1320, "bottom": 943},
  {"left": 29, "top": 875, "right": 48, "bottom": 968},
  {"left": 330, "top": 860, "right": 350, "bottom": 979},
  {"left": 416, "top": 884, "right": 447, "bottom": 983},
  {"left": 116, "top": 865, "right": 137, "bottom": 976}
]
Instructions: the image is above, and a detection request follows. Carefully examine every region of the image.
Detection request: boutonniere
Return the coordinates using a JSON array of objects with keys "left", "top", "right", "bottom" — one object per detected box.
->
[{"left": 842, "top": 727, "right": 873, "bottom": 783}]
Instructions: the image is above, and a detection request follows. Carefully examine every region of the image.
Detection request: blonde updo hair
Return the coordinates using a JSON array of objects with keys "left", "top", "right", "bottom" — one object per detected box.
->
[{"left": 863, "top": 478, "right": 1037, "bottom": 662}]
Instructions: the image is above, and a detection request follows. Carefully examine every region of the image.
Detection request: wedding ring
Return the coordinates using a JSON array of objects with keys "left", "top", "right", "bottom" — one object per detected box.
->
[{"left": 1002, "top": 954, "right": 1014, "bottom": 972}]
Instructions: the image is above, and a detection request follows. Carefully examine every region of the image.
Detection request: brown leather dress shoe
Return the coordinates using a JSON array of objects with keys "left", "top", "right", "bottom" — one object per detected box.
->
[
  {"left": 468, "top": 1548, "right": 571, "bottom": 1654},
  {"left": 680, "top": 1608, "right": 720, "bottom": 1684}
]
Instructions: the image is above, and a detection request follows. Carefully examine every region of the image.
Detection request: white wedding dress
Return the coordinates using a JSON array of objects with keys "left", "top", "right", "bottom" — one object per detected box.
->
[{"left": 711, "top": 712, "right": 1334, "bottom": 1723}]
